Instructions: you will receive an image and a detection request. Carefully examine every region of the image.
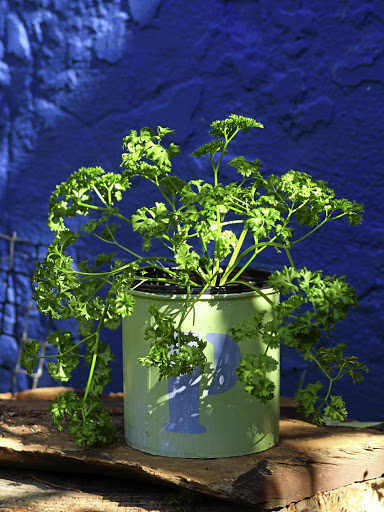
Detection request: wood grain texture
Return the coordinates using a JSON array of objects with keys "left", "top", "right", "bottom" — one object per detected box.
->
[
  {"left": 277, "top": 478, "right": 384, "bottom": 512},
  {"left": 0, "top": 398, "right": 383, "bottom": 509},
  {"left": 0, "top": 468, "right": 257, "bottom": 512}
]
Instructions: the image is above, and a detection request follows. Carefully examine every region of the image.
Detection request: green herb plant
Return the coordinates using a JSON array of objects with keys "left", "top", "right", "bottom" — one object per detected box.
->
[{"left": 21, "top": 114, "right": 367, "bottom": 447}]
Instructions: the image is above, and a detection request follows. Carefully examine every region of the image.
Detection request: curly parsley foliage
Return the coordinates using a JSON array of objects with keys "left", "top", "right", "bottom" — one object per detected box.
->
[
  {"left": 20, "top": 340, "right": 41, "bottom": 374},
  {"left": 265, "top": 170, "right": 364, "bottom": 228},
  {"left": 28, "top": 218, "right": 139, "bottom": 445},
  {"left": 230, "top": 310, "right": 268, "bottom": 342},
  {"left": 268, "top": 266, "right": 360, "bottom": 341},
  {"left": 227, "top": 155, "right": 264, "bottom": 180},
  {"left": 229, "top": 265, "right": 367, "bottom": 424},
  {"left": 50, "top": 391, "right": 116, "bottom": 447},
  {"left": 138, "top": 305, "right": 207, "bottom": 379},
  {"left": 191, "top": 139, "right": 227, "bottom": 160},
  {"left": 21, "top": 113, "right": 367, "bottom": 445},
  {"left": 132, "top": 202, "right": 171, "bottom": 251},
  {"left": 245, "top": 207, "right": 281, "bottom": 239},
  {"left": 48, "top": 167, "right": 131, "bottom": 233},
  {"left": 209, "top": 114, "right": 264, "bottom": 138},
  {"left": 296, "top": 384, "right": 348, "bottom": 426},
  {"left": 121, "top": 126, "right": 180, "bottom": 181},
  {"left": 236, "top": 354, "right": 278, "bottom": 403},
  {"left": 45, "top": 330, "right": 79, "bottom": 382}
]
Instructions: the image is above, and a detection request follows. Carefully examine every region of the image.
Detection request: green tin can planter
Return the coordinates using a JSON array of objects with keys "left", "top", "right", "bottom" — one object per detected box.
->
[{"left": 122, "top": 269, "right": 280, "bottom": 458}]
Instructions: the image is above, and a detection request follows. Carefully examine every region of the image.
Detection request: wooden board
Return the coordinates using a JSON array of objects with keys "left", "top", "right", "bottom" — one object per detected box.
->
[
  {"left": 0, "top": 398, "right": 383, "bottom": 509},
  {"left": 0, "top": 468, "right": 258, "bottom": 512},
  {"left": 0, "top": 469, "right": 383, "bottom": 512}
]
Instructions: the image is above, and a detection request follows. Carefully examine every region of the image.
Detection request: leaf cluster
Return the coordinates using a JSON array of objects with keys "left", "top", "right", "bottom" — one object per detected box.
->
[
  {"left": 138, "top": 305, "right": 207, "bottom": 379},
  {"left": 50, "top": 391, "right": 116, "bottom": 447},
  {"left": 230, "top": 266, "right": 368, "bottom": 423}
]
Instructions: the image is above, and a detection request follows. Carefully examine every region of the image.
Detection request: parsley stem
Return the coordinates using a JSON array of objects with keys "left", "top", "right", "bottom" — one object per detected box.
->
[
  {"left": 226, "top": 250, "right": 257, "bottom": 284},
  {"left": 285, "top": 247, "right": 295, "bottom": 268},
  {"left": 133, "top": 275, "right": 201, "bottom": 288},
  {"left": 234, "top": 239, "right": 284, "bottom": 264},
  {"left": 157, "top": 179, "right": 176, "bottom": 211},
  {"left": 36, "top": 333, "right": 96, "bottom": 359},
  {"left": 83, "top": 353, "right": 97, "bottom": 407},
  {"left": 226, "top": 238, "right": 281, "bottom": 280},
  {"left": 111, "top": 211, "right": 132, "bottom": 225},
  {"left": 290, "top": 198, "right": 310, "bottom": 214},
  {"left": 195, "top": 267, "right": 209, "bottom": 284},
  {"left": 176, "top": 280, "right": 212, "bottom": 328},
  {"left": 220, "top": 225, "right": 248, "bottom": 285},
  {"left": 76, "top": 200, "right": 109, "bottom": 212},
  {"left": 93, "top": 230, "right": 143, "bottom": 259},
  {"left": 211, "top": 131, "right": 238, "bottom": 285},
  {"left": 220, "top": 220, "right": 244, "bottom": 226},
  {"left": 92, "top": 185, "right": 108, "bottom": 206},
  {"left": 82, "top": 303, "right": 110, "bottom": 407},
  {"left": 324, "top": 378, "right": 333, "bottom": 403},
  {"left": 198, "top": 233, "right": 209, "bottom": 260},
  {"left": 212, "top": 132, "right": 232, "bottom": 185},
  {"left": 63, "top": 257, "right": 176, "bottom": 277},
  {"left": 196, "top": 235, "right": 211, "bottom": 282},
  {"left": 229, "top": 279, "right": 277, "bottom": 307},
  {"left": 212, "top": 207, "right": 222, "bottom": 285},
  {"left": 311, "top": 353, "right": 332, "bottom": 382},
  {"left": 291, "top": 217, "right": 329, "bottom": 246}
]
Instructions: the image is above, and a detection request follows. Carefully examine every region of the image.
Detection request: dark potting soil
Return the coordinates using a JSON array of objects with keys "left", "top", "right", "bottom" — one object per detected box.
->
[{"left": 133, "top": 266, "right": 272, "bottom": 295}]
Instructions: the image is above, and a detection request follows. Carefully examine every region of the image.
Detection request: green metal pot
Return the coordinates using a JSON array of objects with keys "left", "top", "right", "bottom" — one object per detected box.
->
[{"left": 122, "top": 272, "right": 280, "bottom": 458}]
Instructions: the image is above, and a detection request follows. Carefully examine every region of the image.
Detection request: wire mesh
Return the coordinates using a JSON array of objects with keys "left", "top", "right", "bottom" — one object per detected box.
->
[{"left": 0, "top": 231, "right": 52, "bottom": 394}]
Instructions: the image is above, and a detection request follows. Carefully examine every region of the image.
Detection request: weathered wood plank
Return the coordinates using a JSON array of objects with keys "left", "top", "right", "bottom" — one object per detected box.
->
[
  {"left": 277, "top": 477, "right": 384, "bottom": 512},
  {"left": 0, "top": 398, "right": 383, "bottom": 509},
  {"left": 0, "top": 468, "right": 256, "bottom": 512},
  {"left": 0, "top": 470, "right": 383, "bottom": 512}
]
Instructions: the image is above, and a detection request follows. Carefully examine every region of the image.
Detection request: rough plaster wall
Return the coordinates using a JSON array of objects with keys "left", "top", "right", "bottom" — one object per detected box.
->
[{"left": 0, "top": 0, "right": 383, "bottom": 420}]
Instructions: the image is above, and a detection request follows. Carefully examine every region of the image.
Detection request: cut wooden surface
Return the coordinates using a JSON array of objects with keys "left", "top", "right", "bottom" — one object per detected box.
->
[
  {"left": 0, "top": 469, "right": 383, "bottom": 512},
  {"left": 0, "top": 468, "right": 256, "bottom": 512},
  {"left": 277, "top": 477, "right": 384, "bottom": 512},
  {"left": 0, "top": 397, "right": 383, "bottom": 510}
]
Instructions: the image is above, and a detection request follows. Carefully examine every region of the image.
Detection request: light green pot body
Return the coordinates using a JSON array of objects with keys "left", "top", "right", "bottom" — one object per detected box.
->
[{"left": 122, "top": 286, "right": 280, "bottom": 458}]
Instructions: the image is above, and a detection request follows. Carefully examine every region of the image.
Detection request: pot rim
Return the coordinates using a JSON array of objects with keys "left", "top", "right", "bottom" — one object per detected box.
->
[
  {"left": 131, "top": 266, "right": 275, "bottom": 296},
  {"left": 128, "top": 286, "right": 278, "bottom": 301}
]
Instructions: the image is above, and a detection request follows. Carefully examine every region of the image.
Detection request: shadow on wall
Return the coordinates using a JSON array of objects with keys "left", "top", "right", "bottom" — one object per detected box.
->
[
  {"left": 1, "top": 0, "right": 213, "bottom": 246},
  {"left": 0, "top": 232, "right": 49, "bottom": 393},
  {"left": 0, "top": 0, "right": 215, "bottom": 393}
]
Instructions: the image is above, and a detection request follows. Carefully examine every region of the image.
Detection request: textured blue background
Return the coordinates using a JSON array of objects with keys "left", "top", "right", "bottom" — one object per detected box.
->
[{"left": 0, "top": 0, "right": 383, "bottom": 420}]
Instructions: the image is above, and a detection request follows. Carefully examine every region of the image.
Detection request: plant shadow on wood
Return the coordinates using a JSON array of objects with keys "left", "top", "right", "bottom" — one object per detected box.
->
[
  {"left": 1, "top": 397, "right": 383, "bottom": 509},
  {"left": 0, "top": 467, "right": 258, "bottom": 512}
]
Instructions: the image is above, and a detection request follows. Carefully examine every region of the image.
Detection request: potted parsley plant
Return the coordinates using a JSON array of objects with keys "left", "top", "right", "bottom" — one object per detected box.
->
[{"left": 22, "top": 114, "right": 367, "bottom": 456}]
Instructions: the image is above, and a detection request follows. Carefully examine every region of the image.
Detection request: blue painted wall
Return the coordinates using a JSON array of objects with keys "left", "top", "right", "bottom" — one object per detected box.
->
[{"left": 0, "top": 0, "right": 383, "bottom": 420}]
